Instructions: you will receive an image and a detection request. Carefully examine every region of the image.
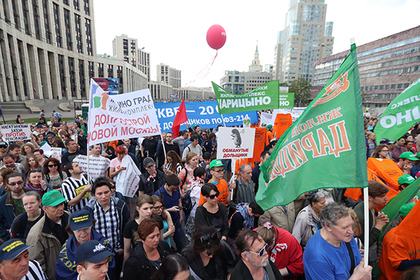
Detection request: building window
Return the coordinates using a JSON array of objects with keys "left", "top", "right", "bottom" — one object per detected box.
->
[
  {"left": 42, "top": 0, "right": 51, "bottom": 44},
  {"left": 391, "top": 84, "right": 396, "bottom": 89},
  {"left": 107, "top": 65, "right": 113, "bottom": 78},
  {"left": 32, "top": 0, "right": 41, "bottom": 40},
  {"left": 63, "top": 0, "right": 69, "bottom": 4},
  {"left": 53, "top": 3, "right": 61, "bottom": 47},
  {"left": 58, "top": 55, "right": 66, "bottom": 97},
  {"left": 68, "top": 58, "right": 76, "bottom": 97},
  {"left": 11, "top": 0, "right": 20, "bottom": 30},
  {"left": 98, "top": 63, "right": 104, "bottom": 77},
  {"left": 117, "top": 66, "right": 123, "bottom": 78},
  {"left": 85, "top": 18, "right": 92, "bottom": 55},
  {"left": 397, "top": 83, "right": 403, "bottom": 89},
  {"left": 17, "top": 40, "right": 28, "bottom": 96},
  {"left": 74, "top": 14, "right": 82, "bottom": 53},
  {"left": 379, "top": 85, "right": 384, "bottom": 90},
  {"left": 83, "top": 0, "right": 89, "bottom": 15},
  {"left": 73, "top": 0, "right": 79, "bottom": 10},
  {"left": 374, "top": 85, "right": 378, "bottom": 90},
  {"left": 22, "top": 0, "right": 30, "bottom": 35},
  {"left": 88, "top": 61, "right": 94, "bottom": 79},
  {"left": 123, "top": 39, "right": 128, "bottom": 56},
  {"left": 79, "top": 60, "right": 85, "bottom": 97},
  {"left": 64, "top": 9, "right": 72, "bottom": 50}
]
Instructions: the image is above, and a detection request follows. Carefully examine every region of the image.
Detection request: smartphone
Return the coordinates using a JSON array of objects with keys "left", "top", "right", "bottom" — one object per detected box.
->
[{"left": 178, "top": 206, "right": 185, "bottom": 210}]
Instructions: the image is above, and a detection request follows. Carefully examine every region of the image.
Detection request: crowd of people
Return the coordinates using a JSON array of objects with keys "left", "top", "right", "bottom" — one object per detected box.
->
[{"left": 0, "top": 111, "right": 419, "bottom": 280}]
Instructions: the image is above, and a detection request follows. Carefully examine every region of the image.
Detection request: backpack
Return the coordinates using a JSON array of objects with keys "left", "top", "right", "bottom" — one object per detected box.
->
[{"left": 157, "top": 182, "right": 195, "bottom": 216}]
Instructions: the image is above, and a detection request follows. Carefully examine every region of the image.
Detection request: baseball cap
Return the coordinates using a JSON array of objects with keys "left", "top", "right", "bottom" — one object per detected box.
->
[
  {"left": 0, "top": 239, "right": 33, "bottom": 262},
  {"left": 75, "top": 240, "right": 113, "bottom": 264},
  {"left": 399, "top": 151, "right": 419, "bottom": 161},
  {"left": 143, "top": 157, "right": 155, "bottom": 168},
  {"left": 399, "top": 203, "right": 415, "bottom": 217},
  {"left": 70, "top": 209, "right": 93, "bottom": 231},
  {"left": 42, "top": 190, "right": 67, "bottom": 206},
  {"left": 267, "top": 124, "right": 273, "bottom": 131},
  {"left": 209, "top": 159, "right": 225, "bottom": 170},
  {"left": 0, "top": 141, "right": 8, "bottom": 148},
  {"left": 380, "top": 138, "right": 392, "bottom": 145},
  {"left": 398, "top": 174, "right": 415, "bottom": 185}
]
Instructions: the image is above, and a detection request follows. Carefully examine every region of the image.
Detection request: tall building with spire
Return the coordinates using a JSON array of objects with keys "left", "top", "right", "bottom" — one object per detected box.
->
[
  {"left": 274, "top": 0, "right": 334, "bottom": 83},
  {"left": 249, "top": 41, "right": 263, "bottom": 72}
]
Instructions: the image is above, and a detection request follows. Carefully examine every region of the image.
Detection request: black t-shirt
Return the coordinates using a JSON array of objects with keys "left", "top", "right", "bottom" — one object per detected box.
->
[
  {"left": 11, "top": 211, "right": 44, "bottom": 241},
  {"left": 123, "top": 220, "right": 140, "bottom": 247},
  {"left": 61, "top": 150, "right": 82, "bottom": 167},
  {"left": 142, "top": 138, "right": 158, "bottom": 158},
  {"left": 105, "top": 146, "right": 116, "bottom": 160},
  {"left": 228, "top": 212, "right": 259, "bottom": 239}
]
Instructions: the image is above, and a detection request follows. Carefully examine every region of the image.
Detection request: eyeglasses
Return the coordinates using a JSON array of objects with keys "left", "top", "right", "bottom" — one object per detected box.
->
[
  {"left": 382, "top": 150, "right": 389, "bottom": 152},
  {"left": 207, "top": 194, "right": 219, "bottom": 200},
  {"left": 199, "top": 232, "right": 219, "bottom": 244},
  {"left": 48, "top": 164, "right": 58, "bottom": 167},
  {"left": 29, "top": 169, "right": 43, "bottom": 173},
  {"left": 247, "top": 243, "right": 268, "bottom": 257},
  {"left": 152, "top": 206, "right": 164, "bottom": 210},
  {"left": 213, "top": 169, "right": 225, "bottom": 173},
  {"left": 8, "top": 181, "right": 24, "bottom": 186}
]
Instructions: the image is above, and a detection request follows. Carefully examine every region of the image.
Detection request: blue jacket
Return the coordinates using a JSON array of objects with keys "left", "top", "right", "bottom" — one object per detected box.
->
[
  {"left": 56, "top": 229, "right": 115, "bottom": 280},
  {"left": 0, "top": 192, "right": 20, "bottom": 240}
]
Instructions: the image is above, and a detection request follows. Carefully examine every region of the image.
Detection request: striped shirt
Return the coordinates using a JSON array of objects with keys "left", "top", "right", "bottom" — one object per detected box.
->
[
  {"left": 92, "top": 200, "right": 121, "bottom": 252},
  {"left": 25, "top": 260, "right": 48, "bottom": 280},
  {"left": 61, "top": 176, "right": 89, "bottom": 213}
]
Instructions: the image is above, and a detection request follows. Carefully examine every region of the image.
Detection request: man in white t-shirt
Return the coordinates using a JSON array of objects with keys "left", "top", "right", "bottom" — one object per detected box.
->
[{"left": 182, "top": 134, "right": 202, "bottom": 161}]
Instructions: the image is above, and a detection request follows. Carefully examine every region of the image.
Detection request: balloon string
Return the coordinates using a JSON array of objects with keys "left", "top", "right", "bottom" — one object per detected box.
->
[{"left": 177, "top": 51, "right": 218, "bottom": 95}]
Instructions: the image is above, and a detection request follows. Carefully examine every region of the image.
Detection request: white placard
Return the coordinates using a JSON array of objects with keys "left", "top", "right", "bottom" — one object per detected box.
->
[
  {"left": 114, "top": 155, "right": 141, "bottom": 198},
  {"left": 0, "top": 124, "right": 31, "bottom": 142},
  {"left": 73, "top": 155, "right": 111, "bottom": 182},
  {"left": 217, "top": 127, "right": 255, "bottom": 159},
  {"left": 50, "top": 148, "right": 62, "bottom": 162}
]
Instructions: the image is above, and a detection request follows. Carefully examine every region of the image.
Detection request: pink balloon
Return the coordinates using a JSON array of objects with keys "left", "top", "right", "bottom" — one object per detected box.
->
[{"left": 206, "top": 25, "right": 226, "bottom": 50}]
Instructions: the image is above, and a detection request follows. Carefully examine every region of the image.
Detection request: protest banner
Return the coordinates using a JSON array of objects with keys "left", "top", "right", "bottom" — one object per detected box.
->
[
  {"left": 73, "top": 155, "right": 111, "bottom": 182},
  {"left": 39, "top": 142, "right": 52, "bottom": 157},
  {"left": 50, "top": 148, "right": 62, "bottom": 163},
  {"left": 217, "top": 127, "right": 255, "bottom": 159},
  {"left": 0, "top": 124, "right": 31, "bottom": 142},
  {"left": 154, "top": 101, "right": 258, "bottom": 132},
  {"left": 212, "top": 80, "right": 280, "bottom": 114},
  {"left": 88, "top": 79, "right": 160, "bottom": 145},
  {"left": 279, "top": 92, "right": 295, "bottom": 109},
  {"left": 257, "top": 44, "right": 367, "bottom": 210},
  {"left": 374, "top": 78, "right": 420, "bottom": 142},
  {"left": 114, "top": 155, "right": 141, "bottom": 198}
]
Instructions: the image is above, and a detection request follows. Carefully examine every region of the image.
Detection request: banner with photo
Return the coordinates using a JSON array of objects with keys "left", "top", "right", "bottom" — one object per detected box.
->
[{"left": 216, "top": 127, "right": 255, "bottom": 159}]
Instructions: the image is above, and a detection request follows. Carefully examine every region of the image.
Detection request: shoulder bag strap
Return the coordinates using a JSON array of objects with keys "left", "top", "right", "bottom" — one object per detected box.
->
[{"left": 345, "top": 242, "right": 355, "bottom": 275}]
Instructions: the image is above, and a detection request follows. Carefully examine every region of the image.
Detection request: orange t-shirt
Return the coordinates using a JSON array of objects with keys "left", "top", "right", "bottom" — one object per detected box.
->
[
  {"left": 198, "top": 179, "right": 229, "bottom": 206},
  {"left": 251, "top": 127, "right": 269, "bottom": 163},
  {"left": 367, "top": 158, "right": 403, "bottom": 191},
  {"left": 273, "top": 113, "right": 293, "bottom": 140},
  {"left": 267, "top": 130, "right": 274, "bottom": 142}
]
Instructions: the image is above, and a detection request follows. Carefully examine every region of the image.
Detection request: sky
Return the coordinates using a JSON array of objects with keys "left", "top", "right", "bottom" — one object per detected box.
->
[{"left": 93, "top": 0, "right": 420, "bottom": 89}]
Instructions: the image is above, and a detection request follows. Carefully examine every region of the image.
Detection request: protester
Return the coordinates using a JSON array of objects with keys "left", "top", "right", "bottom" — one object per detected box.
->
[
  {"left": 182, "top": 135, "right": 202, "bottom": 162},
  {"left": 366, "top": 131, "right": 377, "bottom": 159},
  {"left": 74, "top": 240, "right": 114, "bottom": 280},
  {"left": 231, "top": 164, "right": 255, "bottom": 209},
  {"left": 33, "top": 149, "right": 46, "bottom": 167},
  {"left": 379, "top": 138, "right": 394, "bottom": 159},
  {"left": 195, "top": 183, "right": 229, "bottom": 240},
  {"left": 292, "top": 190, "right": 326, "bottom": 249},
  {"left": 10, "top": 191, "right": 44, "bottom": 241},
  {"left": 303, "top": 203, "right": 372, "bottom": 280},
  {"left": 25, "top": 169, "right": 52, "bottom": 196},
  {"left": 109, "top": 146, "right": 127, "bottom": 179},
  {"left": 139, "top": 157, "right": 166, "bottom": 196},
  {"left": 164, "top": 150, "right": 183, "bottom": 175},
  {"left": 8, "top": 143, "right": 26, "bottom": 166},
  {"left": 27, "top": 190, "right": 69, "bottom": 280},
  {"left": 123, "top": 219, "right": 172, "bottom": 280},
  {"left": 61, "top": 139, "right": 83, "bottom": 167},
  {"left": 20, "top": 143, "right": 35, "bottom": 157},
  {"left": 185, "top": 166, "right": 206, "bottom": 237},
  {"left": 25, "top": 156, "right": 42, "bottom": 177},
  {"left": 43, "top": 158, "right": 68, "bottom": 191},
  {"left": 0, "top": 154, "right": 25, "bottom": 174},
  {"left": 0, "top": 172, "right": 27, "bottom": 240},
  {"left": 173, "top": 130, "right": 189, "bottom": 154},
  {"left": 398, "top": 174, "right": 415, "bottom": 190},
  {"left": 182, "top": 226, "right": 237, "bottom": 280},
  {"left": 228, "top": 201, "right": 264, "bottom": 240},
  {"left": 150, "top": 253, "right": 190, "bottom": 280},
  {"left": 157, "top": 132, "right": 180, "bottom": 169},
  {"left": 0, "top": 239, "right": 47, "bottom": 280},
  {"left": 201, "top": 129, "right": 212, "bottom": 155},
  {"left": 123, "top": 194, "right": 154, "bottom": 262},
  {"left": 256, "top": 222, "right": 304, "bottom": 279},
  {"left": 252, "top": 150, "right": 271, "bottom": 194},
  {"left": 371, "top": 144, "right": 390, "bottom": 159},
  {"left": 56, "top": 209, "right": 115, "bottom": 280},
  {"left": 151, "top": 195, "right": 175, "bottom": 247},
  {"left": 61, "top": 162, "right": 90, "bottom": 213},
  {"left": 0, "top": 141, "right": 9, "bottom": 157},
  {"left": 392, "top": 137, "right": 407, "bottom": 162},
  {"left": 199, "top": 152, "right": 212, "bottom": 183},
  {"left": 397, "top": 151, "right": 419, "bottom": 174},
  {"left": 178, "top": 152, "right": 199, "bottom": 195},
  {"left": 231, "top": 229, "right": 283, "bottom": 280},
  {"left": 141, "top": 136, "right": 158, "bottom": 161}
]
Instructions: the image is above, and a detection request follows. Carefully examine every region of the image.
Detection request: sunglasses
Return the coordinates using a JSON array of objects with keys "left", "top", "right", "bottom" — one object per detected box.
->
[
  {"left": 207, "top": 194, "right": 219, "bottom": 200},
  {"left": 8, "top": 181, "right": 24, "bottom": 186},
  {"left": 29, "top": 169, "right": 43, "bottom": 173},
  {"left": 247, "top": 243, "right": 268, "bottom": 257},
  {"left": 199, "top": 232, "right": 219, "bottom": 244},
  {"left": 48, "top": 164, "right": 58, "bottom": 167}
]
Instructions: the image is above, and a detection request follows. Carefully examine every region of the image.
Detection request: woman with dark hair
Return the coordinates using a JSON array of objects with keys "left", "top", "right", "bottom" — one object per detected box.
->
[
  {"left": 292, "top": 190, "right": 327, "bottom": 249},
  {"left": 182, "top": 226, "right": 237, "bottom": 280},
  {"left": 25, "top": 155, "right": 41, "bottom": 174},
  {"left": 151, "top": 254, "right": 190, "bottom": 280},
  {"left": 165, "top": 150, "right": 184, "bottom": 175},
  {"left": 123, "top": 194, "right": 154, "bottom": 262},
  {"left": 33, "top": 149, "right": 47, "bottom": 166},
  {"left": 43, "top": 157, "right": 67, "bottom": 191},
  {"left": 21, "top": 143, "right": 35, "bottom": 157},
  {"left": 194, "top": 183, "right": 229, "bottom": 240},
  {"left": 123, "top": 218, "right": 172, "bottom": 280},
  {"left": 25, "top": 169, "right": 52, "bottom": 196},
  {"left": 152, "top": 195, "right": 175, "bottom": 247},
  {"left": 371, "top": 144, "right": 390, "bottom": 159}
]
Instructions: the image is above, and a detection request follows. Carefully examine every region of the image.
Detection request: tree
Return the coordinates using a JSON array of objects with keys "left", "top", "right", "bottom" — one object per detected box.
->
[{"left": 289, "top": 78, "right": 312, "bottom": 106}]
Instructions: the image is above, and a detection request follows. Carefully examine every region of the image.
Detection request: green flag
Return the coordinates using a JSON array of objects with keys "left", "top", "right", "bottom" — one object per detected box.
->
[
  {"left": 212, "top": 80, "right": 279, "bottom": 114},
  {"left": 256, "top": 44, "right": 367, "bottom": 210},
  {"left": 374, "top": 78, "right": 420, "bottom": 142}
]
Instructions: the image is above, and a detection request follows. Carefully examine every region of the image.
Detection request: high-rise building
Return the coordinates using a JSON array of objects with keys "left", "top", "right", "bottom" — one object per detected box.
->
[
  {"left": 249, "top": 42, "right": 263, "bottom": 72},
  {"left": 157, "top": 63, "right": 181, "bottom": 89},
  {"left": 0, "top": 0, "right": 147, "bottom": 103},
  {"left": 113, "top": 34, "right": 150, "bottom": 81},
  {"left": 275, "top": 0, "right": 334, "bottom": 84},
  {"left": 312, "top": 26, "right": 420, "bottom": 115}
]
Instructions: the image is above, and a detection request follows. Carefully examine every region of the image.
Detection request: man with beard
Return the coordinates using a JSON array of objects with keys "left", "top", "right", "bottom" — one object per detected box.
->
[
  {"left": 0, "top": 172, "right": 26, "bottom": 240},
  {"left": 231, "top": 229, "right": 283, "bottom": 280}
]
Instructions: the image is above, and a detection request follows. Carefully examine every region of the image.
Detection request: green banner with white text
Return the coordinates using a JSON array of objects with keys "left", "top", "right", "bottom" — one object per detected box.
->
[
  {"left": 374, "top": 78, "right": 420, "bottom": 142},
  {"left": 256, "top": 44, "right": 367, "bottom": 210},
  {"left": 212, "top": 80, "right": 279, "bottom": 114}
]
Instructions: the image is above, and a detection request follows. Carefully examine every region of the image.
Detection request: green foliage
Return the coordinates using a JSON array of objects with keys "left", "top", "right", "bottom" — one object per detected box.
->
[{"left": 289, "top": 78, "right": 312, "bottom": 106}]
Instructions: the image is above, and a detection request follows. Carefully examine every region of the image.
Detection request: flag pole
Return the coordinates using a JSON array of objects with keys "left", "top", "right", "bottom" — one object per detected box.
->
[
  {"left": 86, "top": 79, "right": 93, "bottom": 185},
  {"left": 363, "top": 186, "right": 369, "bottom": 267}
]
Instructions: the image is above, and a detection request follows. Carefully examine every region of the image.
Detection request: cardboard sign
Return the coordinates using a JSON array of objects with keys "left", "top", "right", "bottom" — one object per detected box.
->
[
  {"left": 217, "top": 127, "right": 255, "bottom": 159},
  {"left": 0, "top": 124, "right": 31, "bottom": 141}
]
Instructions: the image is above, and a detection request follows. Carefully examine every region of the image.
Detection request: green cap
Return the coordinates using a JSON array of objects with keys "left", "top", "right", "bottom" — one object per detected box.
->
[
  {"left": 209, "top": 159, "right": 225, "bottom": 170},
  {"left": 399, "top": 203, "right": 415, "bottom": 217},
  {"left": 42, "top": 190, "right": 67, "bottom": 206},
  {"left": 398, "top": 174, "right": 415, "bottom": 185},
  {"left": 267, "top": 124, "right": 273, "bottom": 131},
  {"left": 399, "top": 151, "right": 419, "bottom": 161}
]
